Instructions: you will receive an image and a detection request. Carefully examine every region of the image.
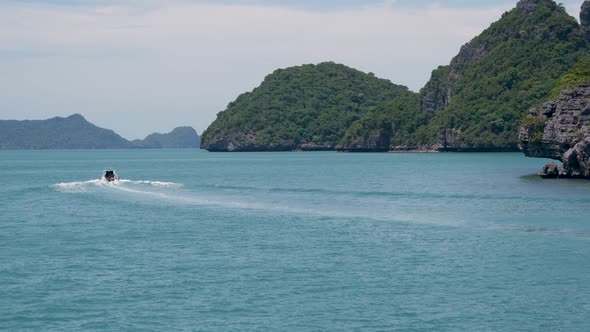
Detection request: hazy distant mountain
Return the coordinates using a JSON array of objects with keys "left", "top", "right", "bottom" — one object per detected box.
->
[
  {"left": 132, "top": 127, "right": 200, "bottom": 149},
  {"left": 0, "top": 114, "right": 200, "bottom": 150},
  {"left": 0, "top": 114, "right": 131, "bottom": 150}
]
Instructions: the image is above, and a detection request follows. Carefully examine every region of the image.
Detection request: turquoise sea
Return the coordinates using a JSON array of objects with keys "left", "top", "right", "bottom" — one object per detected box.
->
[{"left": 1, "top": 150, "right": 590, "bottom": 331}]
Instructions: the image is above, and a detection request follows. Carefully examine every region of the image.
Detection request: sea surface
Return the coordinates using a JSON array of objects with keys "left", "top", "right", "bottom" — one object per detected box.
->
[{"left": 1, "top": 150, "right": 589, "bottom": 331}]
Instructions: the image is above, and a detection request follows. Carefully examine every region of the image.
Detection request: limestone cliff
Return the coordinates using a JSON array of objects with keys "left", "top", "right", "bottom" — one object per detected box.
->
[{"left": 519, "top": 85, "right": 590, "bottom": 178}]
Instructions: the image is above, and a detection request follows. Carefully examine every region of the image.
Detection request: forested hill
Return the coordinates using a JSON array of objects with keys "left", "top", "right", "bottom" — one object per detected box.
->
[
  {"left": 202, "top": 0, "right": 590, "bottom": 152},
  {"left": 200, "top": 62, "right": 417, "bottom": 151},
  {"left": 0, "top": 114, "right": 200, "bottom": 150}
]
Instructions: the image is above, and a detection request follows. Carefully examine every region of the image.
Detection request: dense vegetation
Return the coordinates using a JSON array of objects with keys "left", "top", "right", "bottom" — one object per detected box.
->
[
  {"left": 337, "top": 93, "right": 422, "bottom": 151},
  {"left": 553, "top": 56, "right": 590, "bottom": 94},
  {"left": 201, "top": 62, "right": 415, "bottom": 151},
  {"left": 521, "top": 115, "right": 548, "bottom": 144},
  {"left": 0, "top": 114, "right": 200, "bottom": 150}
]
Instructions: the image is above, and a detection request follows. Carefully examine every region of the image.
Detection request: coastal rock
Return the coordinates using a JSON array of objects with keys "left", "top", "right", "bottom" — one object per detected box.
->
[
  {"left": 520, "top": 85, "right": 590, "bottom": 178},
  {"left": 539, "top": 162, "right": 559, "bottom": 178},
  {"left": 202, "top": 132, "right": 296, "bottom": 152},
  {"left": 560, "top": 139, "right": 590, "bottom": 178},
  {"left": 438, "top": 128, "right": 518, "bottom": 152},
  {"left": 336, "top": 130, "right": 391, "bottom": 152},
  {"left": 389, "top": 145, "right": 439, "bottom": 152},
  {"left": 297, "top": 143, "right": 334, "bottom": 152}
]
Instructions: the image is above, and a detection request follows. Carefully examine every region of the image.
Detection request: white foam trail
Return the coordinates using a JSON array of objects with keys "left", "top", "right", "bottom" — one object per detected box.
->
[
  {"left": 52, "top": 179, "right": 460, "bottom": 227},
  {"left": 104, "top": 184, "right": 425, "bottom": 225},
  {"left": 119, "top": 180, "right": 183, "bottom": 187},
  {"left": 53, "top": 179, "right": 101, "bottom": 187},
  {"left": 52, "top": 179, "right": 103, "bottom": 192},
  {"left": 52, "top": 178, "right": 183, "bottom": 192}
]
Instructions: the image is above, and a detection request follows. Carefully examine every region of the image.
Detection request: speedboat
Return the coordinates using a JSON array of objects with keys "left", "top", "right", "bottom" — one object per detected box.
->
[{"left": 101, "top": 170, "right": 120, "bottom": 182}]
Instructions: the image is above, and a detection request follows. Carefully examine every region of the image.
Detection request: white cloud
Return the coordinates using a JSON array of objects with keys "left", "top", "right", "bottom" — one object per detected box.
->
[{"left": 0, "top": 1, "right": 517, "bottom": 138}]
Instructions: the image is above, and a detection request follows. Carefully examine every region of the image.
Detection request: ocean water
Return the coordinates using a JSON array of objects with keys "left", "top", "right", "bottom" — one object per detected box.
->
[{"left": 1, "top": 149, "right": 589, "bottom": 331}]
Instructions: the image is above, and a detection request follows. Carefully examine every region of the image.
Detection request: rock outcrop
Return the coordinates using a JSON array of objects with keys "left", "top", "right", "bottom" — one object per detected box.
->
[
  {"left": 539, "top": 162, "right": 560, "bottom": 178},
  {"left": 520, "top": 85, "right": 590, "bottom": 178}
]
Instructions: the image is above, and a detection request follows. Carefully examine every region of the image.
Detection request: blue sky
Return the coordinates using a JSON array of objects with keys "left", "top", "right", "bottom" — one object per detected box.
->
[{"left": 0, "top": 0, "right": 586, "bottom": 139}]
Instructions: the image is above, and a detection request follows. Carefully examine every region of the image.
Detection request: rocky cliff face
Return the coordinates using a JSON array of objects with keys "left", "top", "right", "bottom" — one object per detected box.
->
[
  {"left": 583, "top": 0, "right": 590, "bottom": 39},
  {"left": 418, "top": 43, "right": 487, "bottom": 116},
  {"left": 520, "top": 85, "right": 590, "bottom": 178}
]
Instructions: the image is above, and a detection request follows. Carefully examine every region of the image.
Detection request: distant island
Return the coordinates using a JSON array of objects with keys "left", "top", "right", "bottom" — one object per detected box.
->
[
  {"left": 201, "top": 0, "right": 590, "bottom": 153},
  {"left": 0, "top": 114, "right": 200, "bottom": 150}
]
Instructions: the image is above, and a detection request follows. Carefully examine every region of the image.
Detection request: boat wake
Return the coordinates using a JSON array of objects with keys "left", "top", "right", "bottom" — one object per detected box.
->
[
  {"left": 52, "top": 179, "right": 182, "bottom": 192},
  {"left": 52, "top": 179, "right": 103, "bottom": 192},
  {"left": 118, "top": 180, "right": 182, "bottom": 188}
]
